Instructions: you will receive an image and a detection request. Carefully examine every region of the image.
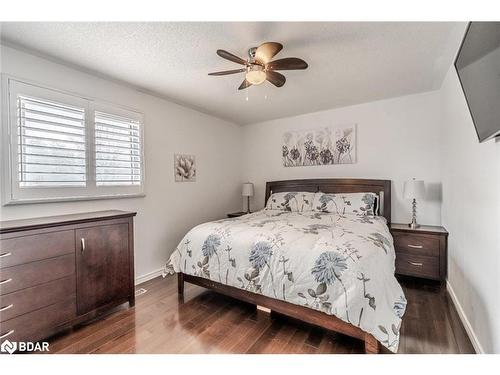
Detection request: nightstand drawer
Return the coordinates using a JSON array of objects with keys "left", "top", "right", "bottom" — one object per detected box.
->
[
  {"left": 395, "top": 253, "right": 439, "bottom": 280},
  {"left": 392, "top": 231, "right": 440, "bottom": 257}
]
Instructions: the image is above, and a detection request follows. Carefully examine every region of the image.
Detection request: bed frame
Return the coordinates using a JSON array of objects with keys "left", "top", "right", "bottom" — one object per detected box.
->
[{"left": 178, "top": 178, "right": 392, "bottom": 354}]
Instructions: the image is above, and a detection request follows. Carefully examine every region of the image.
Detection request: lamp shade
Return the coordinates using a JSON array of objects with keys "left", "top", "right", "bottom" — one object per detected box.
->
[
  {"left": 242, "top": 182, "right": 254, "bottom": 197},
  {"left": 403, "top": 179, "right": 425, "bottom": 199}
]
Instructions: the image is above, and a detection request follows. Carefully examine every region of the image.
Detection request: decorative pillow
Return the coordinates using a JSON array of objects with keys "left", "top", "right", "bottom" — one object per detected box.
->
[
  {"left": 265, "top": 192, "right": 315, "bottom": 212},
  {"left": 312, "top": 192, "right": 379, "bottom": 216}
]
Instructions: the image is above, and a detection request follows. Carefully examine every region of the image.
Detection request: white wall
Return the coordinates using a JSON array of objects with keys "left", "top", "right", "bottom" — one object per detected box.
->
[
  {"left": 0, "top": 45, "right": 243, "bottom": 282},
  {"left": 440, "top": 66, "right": 500, "bottom": 353},
  {"left": 242, "top": 91, "right": 443, "bottom": 225}
]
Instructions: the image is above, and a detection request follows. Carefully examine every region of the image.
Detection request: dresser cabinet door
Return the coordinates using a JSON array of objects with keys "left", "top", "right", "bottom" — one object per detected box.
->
[{"left": 75, "top": 223, "right": 130, "bottom": 315}]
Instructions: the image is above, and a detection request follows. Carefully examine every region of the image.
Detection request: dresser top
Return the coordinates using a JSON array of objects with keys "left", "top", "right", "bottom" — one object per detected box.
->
[
  {"left": 0, "top": 210, "right": 136, "bottom": 234},
  {"left": 390, "top": 223, "right": 448, "bottom": 235}
]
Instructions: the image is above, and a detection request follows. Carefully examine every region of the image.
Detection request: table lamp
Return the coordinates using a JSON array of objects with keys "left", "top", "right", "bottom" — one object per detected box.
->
[{"left": 242, "top": 182, "right": 254, "bottom": 213}]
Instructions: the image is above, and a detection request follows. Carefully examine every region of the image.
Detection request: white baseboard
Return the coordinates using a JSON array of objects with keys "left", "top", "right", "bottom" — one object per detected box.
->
[
  {"left": 446, "top": 280, "right": 484, "bottom": 354},
  {"left": 135, "top": 267, "right": 164, "bottom": 285}
]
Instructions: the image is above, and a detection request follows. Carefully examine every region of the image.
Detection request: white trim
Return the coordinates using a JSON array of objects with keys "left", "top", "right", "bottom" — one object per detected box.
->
[
  {"left": 446, "top": 280, "right": 484, "bottom": 354},
  {"left": 135, "top": 267, "right": 164, "bottom": 286},
  {"left": 3, "top": 192, "right": 146, "bottom": 206}
]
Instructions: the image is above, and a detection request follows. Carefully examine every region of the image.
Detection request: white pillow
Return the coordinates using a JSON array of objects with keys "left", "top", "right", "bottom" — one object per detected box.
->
[
  {"left": 265, "top": 192, "right": 315, "bottom": 212},
  {"left": 313, "top": 192, "right": 379, "bottom": 216}
]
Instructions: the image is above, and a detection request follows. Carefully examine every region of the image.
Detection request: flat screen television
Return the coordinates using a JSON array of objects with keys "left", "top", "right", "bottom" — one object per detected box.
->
[{"left": 455, "top": 22, "right": 500, "bottom": 142}]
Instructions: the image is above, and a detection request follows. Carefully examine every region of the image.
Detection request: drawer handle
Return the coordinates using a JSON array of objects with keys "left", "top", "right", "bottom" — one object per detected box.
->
[
  {"left": 408, "top": 261, "right": 423, "bottom": 267},
  {"left": 0, "top": 330, "right": 14, "bottom": 339},
  {"left": 0, "top": 304, "right": 13, "bottom": 312},
  {"left": 0, "top": 252, "right": 12, "bottom": 258},
  {"left": 407, "top": 244, "right": 423, "bottom": 249},
  {"left": 0, "top": 278, "right": 12, "bottom": 285},
  {"left": 81, "top": 238, "right": 85, "bottom": 254}
]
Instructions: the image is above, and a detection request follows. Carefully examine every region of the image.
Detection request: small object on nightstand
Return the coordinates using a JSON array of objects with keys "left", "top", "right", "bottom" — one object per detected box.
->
[
  {"left": 242, "top": 182, "right": 254, "bottom": 213},
  {"left": 403, "top": 179, "right": 425, "bottom": 229},
  {"left": 227, "top": 211, "right": 248, "bottom": 218},
  {"left": 390, "top": 223, "right": 448, "bottom": 282}
]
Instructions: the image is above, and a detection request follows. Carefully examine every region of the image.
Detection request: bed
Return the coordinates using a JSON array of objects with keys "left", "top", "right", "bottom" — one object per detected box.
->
[{"left": 165, "top": 178, "right": 406, "bottom": 353}]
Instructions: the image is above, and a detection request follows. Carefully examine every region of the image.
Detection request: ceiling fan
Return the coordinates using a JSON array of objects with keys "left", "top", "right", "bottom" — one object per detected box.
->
[{"left": 208, "top": 42, "right": 308, "bottom": 90}]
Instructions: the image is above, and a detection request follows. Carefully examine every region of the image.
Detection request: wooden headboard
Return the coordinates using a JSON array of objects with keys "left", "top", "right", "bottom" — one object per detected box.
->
[{"left": 265, "top": 178, "right": 392, "bottom": 223}]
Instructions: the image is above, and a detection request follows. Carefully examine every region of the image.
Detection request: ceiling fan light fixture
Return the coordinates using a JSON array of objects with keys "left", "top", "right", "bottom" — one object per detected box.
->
[
  {"left": 245, "top": 65, "right": 266, "bottom": 85},
  {"left": 209, "top": 42, "right": 308, "bottom": 90}
]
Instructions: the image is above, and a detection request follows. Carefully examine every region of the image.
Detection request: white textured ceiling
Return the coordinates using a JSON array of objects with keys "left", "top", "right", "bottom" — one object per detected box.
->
[{"left": 0, "top": 22, "right": 467, "bottom": 124}]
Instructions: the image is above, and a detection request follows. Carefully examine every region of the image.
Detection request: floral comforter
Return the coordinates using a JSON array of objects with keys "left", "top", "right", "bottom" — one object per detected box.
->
[{"left": 165, "top": 210, "right": 407, "bottom": 352}]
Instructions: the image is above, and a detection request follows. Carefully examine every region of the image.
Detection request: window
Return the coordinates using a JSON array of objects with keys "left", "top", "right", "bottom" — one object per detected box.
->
[{"left": 2, "top": 79, "right": 145, "bottom": 204}]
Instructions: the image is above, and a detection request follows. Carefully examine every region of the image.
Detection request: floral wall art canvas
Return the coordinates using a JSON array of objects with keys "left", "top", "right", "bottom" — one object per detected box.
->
[
  {"left": 282, "top": 125, "right": 356, "bottom": 167},
  {"left": 174, "top": 154, "right": 196, "bottom": 182}
]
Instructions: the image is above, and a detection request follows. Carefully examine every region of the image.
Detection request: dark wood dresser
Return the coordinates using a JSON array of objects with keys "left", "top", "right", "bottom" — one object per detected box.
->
[
  {"left": 0, "top": 210, "right": 136, "bottom": 345},
  {"left": 390, "top": 223, "right": 448, "bottom": 282}
]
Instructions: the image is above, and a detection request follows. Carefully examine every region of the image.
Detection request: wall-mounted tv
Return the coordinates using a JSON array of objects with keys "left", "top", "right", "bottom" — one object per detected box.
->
[{"left": 455, "top": 22, "right": 500, "bottom": 143}]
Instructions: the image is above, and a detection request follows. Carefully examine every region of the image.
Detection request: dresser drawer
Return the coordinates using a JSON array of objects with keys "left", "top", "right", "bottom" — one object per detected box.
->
[
  {"left": 0, "top": 254, "right": 75, "bottom": 295},
  {"left": 0, "top": 275, "right": 75, "bottom": 322},
  {"left": 0, "top": 297, "right": 76, "bottom": 344},
  {"left": 392, "top": 231, "right": 440, "bottom": 257},
  {"left": 395, "top": 252, "right": 440, "bottom": 280},
  {"left": 0, "top": 230, "right": 74, "bottom": 269}
]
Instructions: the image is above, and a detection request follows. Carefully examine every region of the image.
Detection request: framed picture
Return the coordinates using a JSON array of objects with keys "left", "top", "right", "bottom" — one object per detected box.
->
[
  {"left": 282, "top": 125, "right": 356, "bottom": 167},
  {"left": 174, "top": 154, "right": 196, "bottom": 182}
]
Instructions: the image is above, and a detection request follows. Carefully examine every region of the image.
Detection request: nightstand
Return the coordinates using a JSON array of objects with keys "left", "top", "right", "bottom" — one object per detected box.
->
[
  {"left": 227, "top": 211, "right": 248, "bottom": 218},
  {"left": 390, "top": 223, "right": 448, "bottom": 282}
]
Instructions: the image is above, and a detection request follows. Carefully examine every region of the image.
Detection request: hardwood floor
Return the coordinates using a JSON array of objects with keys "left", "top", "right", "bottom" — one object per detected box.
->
[{"left": 46, "top": 275, "right": 475, "bottom": 354}]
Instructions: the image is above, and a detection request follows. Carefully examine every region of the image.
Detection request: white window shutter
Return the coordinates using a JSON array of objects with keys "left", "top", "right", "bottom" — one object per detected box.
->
[
  {"left": 95, "top": 111, "right": 142, "bottom": 186},
  {"left": 17, "top": 96, "right": 87, "bottom": 187}
]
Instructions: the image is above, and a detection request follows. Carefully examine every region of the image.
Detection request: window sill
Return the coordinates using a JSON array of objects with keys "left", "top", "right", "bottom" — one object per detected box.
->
[{"left": 3, "top": 193, "right": 146, "bottom": 206}]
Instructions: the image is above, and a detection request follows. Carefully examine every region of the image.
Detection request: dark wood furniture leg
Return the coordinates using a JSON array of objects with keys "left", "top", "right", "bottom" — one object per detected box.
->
[
  {"left": 364, "top": 333, "right": 379, "bottom": 354},
  {"left": 178, "top": 273, "right": 184, "bottom": 297}
]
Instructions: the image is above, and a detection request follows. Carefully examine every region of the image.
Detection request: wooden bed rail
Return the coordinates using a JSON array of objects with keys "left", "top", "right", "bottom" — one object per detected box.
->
[{"left": 177, "top": 272, "right": 379, "bottom": 354}]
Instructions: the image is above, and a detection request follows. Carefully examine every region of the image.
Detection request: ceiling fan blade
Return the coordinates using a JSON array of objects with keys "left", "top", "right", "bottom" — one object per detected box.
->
[
  {"left": 216, "top": 49, "right": 248, "bottom": 66},
  {"left": 208, "top": 68, "right": 246, "bottom": 76},
  {"left": 267, "top": 57, "right": 308, "bottom": 71},
  {"left": 254, "top": 42, "right": 283, "bottom": 64},
  {"left": 238, "top": 79, "right": 253, "bottom": 90},
  {"left": 266, "top": 71, "right": 286, "bottom": 87}
]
